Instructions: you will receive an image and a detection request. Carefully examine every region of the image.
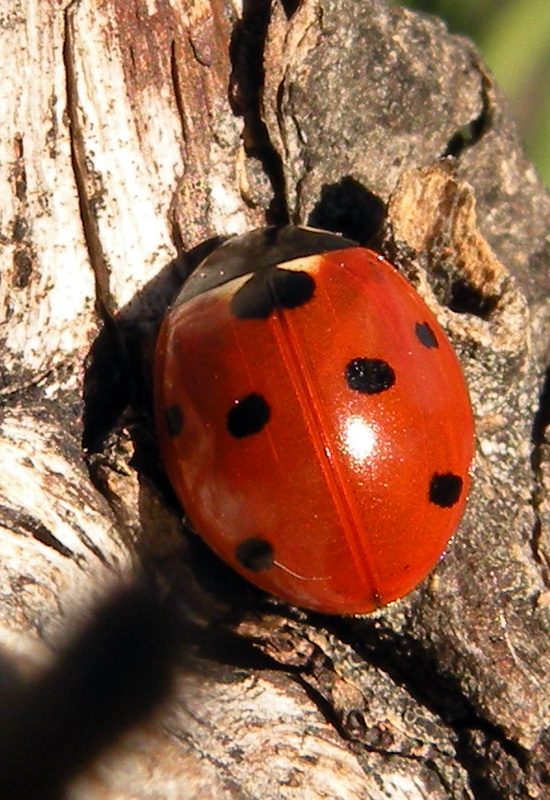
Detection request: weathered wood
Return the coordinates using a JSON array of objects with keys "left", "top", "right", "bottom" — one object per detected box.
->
[{"left": 1, "top": 0, "right": 550, "bottom": 797}]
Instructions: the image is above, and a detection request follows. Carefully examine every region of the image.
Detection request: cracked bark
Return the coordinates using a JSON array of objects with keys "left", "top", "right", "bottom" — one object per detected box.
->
[{"left": 1, "top": 0, "right": 550, "bottom": 798}]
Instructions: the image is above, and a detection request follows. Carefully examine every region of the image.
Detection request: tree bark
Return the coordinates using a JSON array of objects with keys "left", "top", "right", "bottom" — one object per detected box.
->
[{"left": 1, "top": 0, "right": 550, "bottom": 797}]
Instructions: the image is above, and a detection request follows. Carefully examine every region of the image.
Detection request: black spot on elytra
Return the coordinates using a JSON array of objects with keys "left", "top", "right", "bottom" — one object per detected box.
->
[
  {"left": 345, "top": 358, "right": 395, "bottom": 395},
  {"left": 165, "top": 405, "right": 184, "bottom": 438},
  {"left": 415, "top": 322, "right": 438, "bottom": 349},
  {"left": 231, "top": 268, "right": 315, "bottom": 320},
  {"left": 235, "top": 538, "right": 274, "bottom": 571},
  {"left": 429, "top": 473, "right": 463, "bottom": 508},
  {"left": 227, "top": 393, "right": 270, "bottom": 438}
]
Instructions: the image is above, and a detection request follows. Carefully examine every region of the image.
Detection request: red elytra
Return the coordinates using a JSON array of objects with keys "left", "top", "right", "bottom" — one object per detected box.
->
[{"left": 154, "top": 226, "right": 475, "bottom": 614}]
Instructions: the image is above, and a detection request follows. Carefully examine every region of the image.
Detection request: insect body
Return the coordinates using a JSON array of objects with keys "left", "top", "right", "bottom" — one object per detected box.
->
[{"left": 154, "top": 226, "right": 475, "bottom": 614}]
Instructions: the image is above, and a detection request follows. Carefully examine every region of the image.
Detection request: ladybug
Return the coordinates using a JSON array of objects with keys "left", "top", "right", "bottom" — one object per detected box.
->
[{"left": 154, "top": 226, "right": 475, "bottom": 614}]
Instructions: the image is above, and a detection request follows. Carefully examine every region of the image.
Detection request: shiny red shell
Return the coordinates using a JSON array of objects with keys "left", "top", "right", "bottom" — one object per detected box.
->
[{"left": 154, "top": 230, "right": 475, "bottom": 614}]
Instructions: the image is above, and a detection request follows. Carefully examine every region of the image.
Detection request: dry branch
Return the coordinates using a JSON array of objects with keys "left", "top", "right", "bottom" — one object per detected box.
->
[{"left": 1, "top": 0, "right": 550, "bottom": 797}]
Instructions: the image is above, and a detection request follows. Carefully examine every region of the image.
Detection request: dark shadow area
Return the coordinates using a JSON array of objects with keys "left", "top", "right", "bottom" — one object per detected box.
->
[
  {"left": 82, "top": 237, "right": 223, "bottom": 454},
  {"left": 442, "top": 56, "right": 492, "bottom": 161},
  {"left": 531, "top": 364, "right": 550, "bottom": 482},
  {"left": 443, "top": 114, "right": 488, "bottom": 159},
  {"left": 307, "top": 177, "right": 386, "bottom": 246},
  {"left": 280, "top": 0, "right": 301, "bottom": 18},
  {"left": 424, "top": 247, "right": 501, "bottom": 321},
  {"left": 229, "top": 0, "right": 289, "bottom": 224},
  {"left": 448, "top": 278, "right": 500, "bottom": 318},
  {"left": 532, "top": 365, "right": 550, "bottom": 446},
  {"left": 0, "top": 580, "right": 180, "bottom": 800}
]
